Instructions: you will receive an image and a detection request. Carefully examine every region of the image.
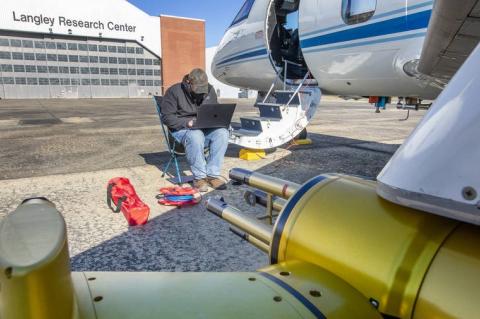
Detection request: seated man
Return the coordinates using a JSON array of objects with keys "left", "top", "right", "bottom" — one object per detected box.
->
[{"left": 161, "top": 68, "right": 229, "bottom": 192}]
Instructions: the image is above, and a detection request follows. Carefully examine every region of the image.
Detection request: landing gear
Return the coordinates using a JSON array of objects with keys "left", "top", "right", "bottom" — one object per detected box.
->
[{"left": 295, "top": 128, "right": 308, "bottom": 140}]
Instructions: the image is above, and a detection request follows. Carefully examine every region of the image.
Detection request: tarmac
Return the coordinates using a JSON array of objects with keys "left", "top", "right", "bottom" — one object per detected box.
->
[{"left": 0, "top": 97, "right": 426, "bottom": 272}]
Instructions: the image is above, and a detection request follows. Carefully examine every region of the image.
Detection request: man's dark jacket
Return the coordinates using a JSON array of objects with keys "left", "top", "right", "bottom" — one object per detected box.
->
[{"left": 161, "top": 75, "right": 218, "bottom": 131}]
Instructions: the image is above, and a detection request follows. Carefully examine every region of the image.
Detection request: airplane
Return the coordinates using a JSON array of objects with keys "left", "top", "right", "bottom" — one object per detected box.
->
[
  {"left": 211, "top": 0, "right": 475, "bottom": 149},
  {"left": 2, "top": 1, "right": 480, "bottom": 319}
]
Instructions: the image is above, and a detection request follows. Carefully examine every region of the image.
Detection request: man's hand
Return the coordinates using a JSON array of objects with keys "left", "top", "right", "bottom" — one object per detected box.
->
[{"left": 187, "top": 120, "right": 194, "bottom": 128}]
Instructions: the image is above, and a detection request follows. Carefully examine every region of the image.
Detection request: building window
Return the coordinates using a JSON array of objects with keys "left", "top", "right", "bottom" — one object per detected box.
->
[
  {"left": 0, "top": 39, "right": 9, "bottom": 46},
  {"left": 69, "top": 55, "right": 79, "bottom": 62},
  {"left": 39, "top": 78, "right": 49, "bottom": 85},
  {"left": 101, "top": 79, "right": 110, "bottom": 86},
  {"left": 137, "top": 79, "right": 145, "bottom": 86},
  {"left": 22, "top": 40, "right": 34, "bottom": 48},
  {"left": 145, "top": 59, "right": 153, "bottom": 65},
  {"left": 135, "top": 47, "right": 144, "bottom": 55},
  {"left": 90, "top": 67, "right": 99, "bottom": 74},
  {"left": 110, "top": 79, "right": 119, "bottom": 86},
  {"left": 35, "top": 41, "right": 46, "bottom": 49},
  {"left": 146, "top": 80, "right": 153, "bottom": 86},
  {"left": 61, "top": 78, "right": 71, "bottom": 85},
  {"left": 79, "top": 55, "right": 89, "bottom": 63},
  {"left": 154, "top": 80, "right": 161, "bottom": 87},
  {"left": 78, "top": 44, "right": 88, "bottom": 51},
  {"left": 56, "top": 42, "right": 67, "bottom": 50},
  {"left": 136, "top": 58, "right": 144, "bottom": 65},
  {"left": 100, "top": 68, "right": 109, "bottom": 75},
  {"left": 120, "top": 79, "right": 128, "bottom": 86},
  {"left": 230, "top": 0, "right": 255, "bottom": 27},
  {"left": 154, "top": 69, "right": 161, "bottom": 76},
  {"left": 47, "top": 54, "right": 58, "bottom": 61},
  {"left": 145, "top": 69, "right": 153, "bottom": 76},
  {"left": 0, "top": 51, "right": 11, "bottom": 59},
  {"left": 127, "top": 47, "right": 135, "bottom": 54},
  {"left": 48, "top": 66, "right": 59, "bottom": 73},
  {"left": 88, "top": 44, "right": 98, "bottom": 52},
  {"left": 10, "top": 39, "right": 22, "bottom": 47},
  {"left": 68, "top": 43, "right": 78, "bottom": 50},
  {"left": 59, "top": 66, "right": 69, "bottom": 74},
  {"left": 70, "top": 67, "right": 79, "bottom": 74},
  {"left": 91, "top": 78, "right": 100, "bottom": 86},
  {"left": 3, "top": 77, "right": 14, "bottom": 84},
  {"left": 99, "top": 56, "right": 108, "bottom": 64},
  {"left": 128, "top": 69, "right": 136, "bottom": 76},
  {"left": 24, "top": 53, "right": 35, "bottom": 61},
  {"left": 71, "top": 78, "right": 80, "bottom": 85},
  {"left": 25, "top": 65, "right": 36, "bottom": 73},
  {"left": 89, "top": 56, "right": 99, "bottom": 63},
  {"left": 15, "top": 77, "right": 26, "bottom": 85},
  {"left": 80, "top": 67, "right": 90, "bottom": 74},
  {"left": 37, "top": 66, "right": 48, "bottom": 73},
  {"left": 108, "top": 46, "right": 117, "bottom": 53},
  {"left": 109, "top": 68, "right": 118, "bottom": 75},
  {"left": 117, "top": 46, "right": 126, "bottom": 53},
  {"left": 1, "top": 64, "right": 13, "bottom": 72},
  {"left": 50, "top": 78, "right": 60, "bottom": 85},
  {"left": 127, "top": 58, "right": 135, "bottom": 65},
  {"left": 81, "top": 79, "right": 90, "bottom": 86},
  {"left": 99, "top": 45, "right": 108, "bottom": 52},
  {"left": 153, "top": 59, "right": 160, "bottom": 66},
  {"left": 14, "top": 65, "right": 25, "bottom": 72},
  {"left": 45, "top": 42, "right": 56, "bottom": 49},
  {"left": 12, "top": 52, "right": 24, "bottom": 60},
  {"left": 342, "top": 0, "right": 376, "bottom": 25},
  {"left": 35, "top": 53, "right": 46, "bottom": 61},
  {"left": 137, "top": 69, "right": 145, "bottom": 76},
  {"left": 27, "top": 77, "right": 38, "bottom": 85},
  {"left": 118, "top": 58, "right": 127, "bottom": 64},
  {"left": 58, "top": 55, "right": 68, "bottom": 62},
  {"left": 119, "top": 68, "right": 127, "bottom": 75},
  {"left": 108, "top": 57, "right": 118, "bottom": 64}
]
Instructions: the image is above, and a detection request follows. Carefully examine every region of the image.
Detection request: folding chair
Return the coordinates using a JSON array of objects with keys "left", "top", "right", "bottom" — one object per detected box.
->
[{"left": 153, "top": 96, "right": 194, "bottom": 184}]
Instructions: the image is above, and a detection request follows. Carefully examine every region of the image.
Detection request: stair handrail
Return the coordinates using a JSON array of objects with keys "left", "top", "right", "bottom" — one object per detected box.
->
[{"left": 284, "top": 71, "right": 311, "bottom": 109}]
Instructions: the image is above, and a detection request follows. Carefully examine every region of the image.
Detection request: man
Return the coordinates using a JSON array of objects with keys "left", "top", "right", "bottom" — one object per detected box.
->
[{"left": 161, "top": 68, "right": 229, "bottom": 192}]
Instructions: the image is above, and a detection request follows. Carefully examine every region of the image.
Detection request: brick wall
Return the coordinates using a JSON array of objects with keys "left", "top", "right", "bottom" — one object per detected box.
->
[{"left": 160, "top": 16, "right": 206, "bottom": 93}]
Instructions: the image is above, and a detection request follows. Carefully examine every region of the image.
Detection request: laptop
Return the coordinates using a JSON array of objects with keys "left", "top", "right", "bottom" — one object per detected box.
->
[{"left": 192, "top": 103, "right": 236, "bottom": 129}]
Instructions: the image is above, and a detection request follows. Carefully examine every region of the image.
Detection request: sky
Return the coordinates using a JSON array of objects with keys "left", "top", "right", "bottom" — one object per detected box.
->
[{"left": 127, "top": 0, "right": 245, "bottom": 47}]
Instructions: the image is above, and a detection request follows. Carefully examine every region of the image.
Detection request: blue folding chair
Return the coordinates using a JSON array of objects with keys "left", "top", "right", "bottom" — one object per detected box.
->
[{"left": 153, "top": 96, "right": 194, "bottom": 184}]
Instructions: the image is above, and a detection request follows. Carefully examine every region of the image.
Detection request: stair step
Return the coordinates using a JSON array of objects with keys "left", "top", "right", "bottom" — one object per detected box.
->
[
  {"left": 256, "top": 103, "right": 283, "bottom": 119},
  {"left": 232, "top": 128, "right": 262, "bottom": 137},
  {"left": 272, "top": 91, "right": 300, "bottom": 105},
  {"left": 240, "top": 117, "right": 263, "bottom": 132}
]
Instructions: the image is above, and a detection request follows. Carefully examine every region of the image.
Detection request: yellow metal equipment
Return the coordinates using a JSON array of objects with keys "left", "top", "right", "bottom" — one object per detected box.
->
[{"left": 2, "top": 170, "right": 480, "bottom": 319}]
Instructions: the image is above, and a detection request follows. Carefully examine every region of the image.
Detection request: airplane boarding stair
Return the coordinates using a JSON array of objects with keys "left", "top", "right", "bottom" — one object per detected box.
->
[{"left": 229, "top": 66, "right": 321, "bottom": 150}]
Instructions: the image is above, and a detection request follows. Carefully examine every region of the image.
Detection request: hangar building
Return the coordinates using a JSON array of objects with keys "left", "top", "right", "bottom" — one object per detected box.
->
[{"left": 0, "top": 0, "right": 206, "bottom": 99}]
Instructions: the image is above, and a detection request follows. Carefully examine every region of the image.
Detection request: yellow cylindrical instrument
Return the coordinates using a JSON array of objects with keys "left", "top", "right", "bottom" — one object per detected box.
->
[{"left": 269, "top": 174, "right": 480, "bottom": 319}]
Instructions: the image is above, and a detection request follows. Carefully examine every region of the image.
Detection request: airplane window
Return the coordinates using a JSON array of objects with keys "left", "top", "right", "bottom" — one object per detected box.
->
[
  {"left": 342, "top": 0, "right": 376, "bottom": 25},
  {"left": 230, "top": 0, "right": 255, "bottom": 27}
]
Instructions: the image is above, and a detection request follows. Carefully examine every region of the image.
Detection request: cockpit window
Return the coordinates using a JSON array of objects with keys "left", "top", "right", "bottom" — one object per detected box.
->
[
  {"left": 342, "top": 0, "right": 376, "bottom": 25},
  {"left": 230, "top": 0, "right": 256, "bottom": 27}
]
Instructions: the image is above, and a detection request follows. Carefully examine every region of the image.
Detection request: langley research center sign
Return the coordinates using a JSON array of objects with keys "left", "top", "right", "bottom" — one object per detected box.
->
[{"left": 12, "top": 11, "right": 137, "bottom": 32}]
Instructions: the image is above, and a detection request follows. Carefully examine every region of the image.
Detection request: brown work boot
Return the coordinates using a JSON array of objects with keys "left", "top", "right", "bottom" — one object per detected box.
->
[
  {"left": 208, "top": 177, "right": 227, "bottom": 190},
  {"left": 193, "top": 178, "right": 209, "bottom": 192}
]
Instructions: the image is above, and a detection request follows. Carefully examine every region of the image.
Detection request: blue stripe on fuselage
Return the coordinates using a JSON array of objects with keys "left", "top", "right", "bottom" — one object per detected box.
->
[
  {"left": 216, "top": 48, "right": 268, "bottom": 67},
  {"left": 300, "top": 10, "right": 431, "bottom": 49},
  {"left": 215, "top": 9, "right": 431, "bottom": 68}
]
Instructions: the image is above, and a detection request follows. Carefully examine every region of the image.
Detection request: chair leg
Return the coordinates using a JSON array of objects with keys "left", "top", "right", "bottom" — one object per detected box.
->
[
  {"left": 173, "top": 155, "right": 182, "bottom": 184},
  {"left": 162, "top": 156, "right": 174, "bottom": 178}
]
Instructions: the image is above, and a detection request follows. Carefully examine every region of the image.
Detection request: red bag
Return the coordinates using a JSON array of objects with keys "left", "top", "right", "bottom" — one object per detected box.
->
[{"left": 107, "top": 177, "right": 150, "bottom": 226}]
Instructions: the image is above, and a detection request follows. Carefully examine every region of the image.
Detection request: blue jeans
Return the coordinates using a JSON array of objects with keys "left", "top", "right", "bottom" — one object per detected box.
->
[{"left": 171, "top": 128, "right": 229, "bottom": 180}]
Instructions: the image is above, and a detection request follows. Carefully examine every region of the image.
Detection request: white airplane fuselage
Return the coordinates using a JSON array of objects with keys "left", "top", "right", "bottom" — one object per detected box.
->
[{"left": 212, "top": 0, "right": 440, "bottom": 100}]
